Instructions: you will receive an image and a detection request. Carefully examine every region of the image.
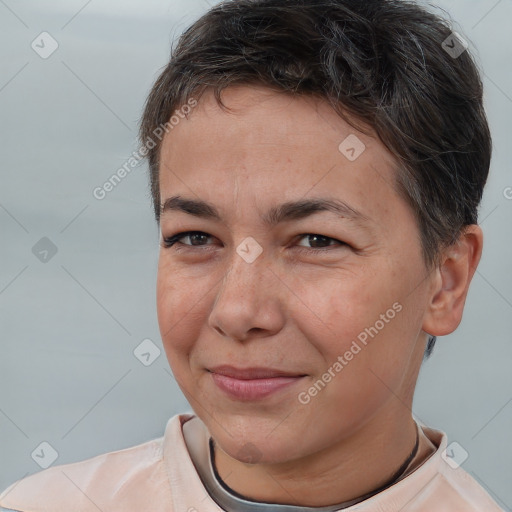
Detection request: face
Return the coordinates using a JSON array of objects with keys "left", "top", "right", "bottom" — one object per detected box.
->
[{"left": 156, "top": 85, "right": 434, "bottom": 465}]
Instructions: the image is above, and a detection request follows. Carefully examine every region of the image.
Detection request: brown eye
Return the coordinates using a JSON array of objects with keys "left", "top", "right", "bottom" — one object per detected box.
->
[
  {"left": 295, "top": 234, "right": 347, "bottom": 251},
  {"left": 162, "top": 231, "right": 214, "bottom": 248}
]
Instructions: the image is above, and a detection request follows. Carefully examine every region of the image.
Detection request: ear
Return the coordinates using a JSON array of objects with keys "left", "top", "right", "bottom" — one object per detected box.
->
[{"left": 422, "top": 225, "right": 483, "bottom": 336}]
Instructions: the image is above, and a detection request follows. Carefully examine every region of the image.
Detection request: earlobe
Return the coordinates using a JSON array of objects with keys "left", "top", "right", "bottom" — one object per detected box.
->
[{"left": 422, "top": 225, "right": 483, "bottom": 337}]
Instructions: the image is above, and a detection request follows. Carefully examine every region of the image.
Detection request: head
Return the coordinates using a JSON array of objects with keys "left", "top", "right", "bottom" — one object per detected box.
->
[{"left": 140, "top": 0, "right": 490, "bottom": 465}]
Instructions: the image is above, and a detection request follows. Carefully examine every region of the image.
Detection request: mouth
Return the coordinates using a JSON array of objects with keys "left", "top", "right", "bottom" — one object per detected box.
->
[{"left": 207, "top": 365, "right": 307, "bottom": 401}]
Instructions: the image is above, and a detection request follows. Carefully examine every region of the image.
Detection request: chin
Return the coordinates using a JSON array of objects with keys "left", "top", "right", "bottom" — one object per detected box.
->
[
  {"left": 223, "top": 437, "right": 301, "bottom": 465},
  {"left": 207, "top": 415, "right": 308, "bottom": 465}
]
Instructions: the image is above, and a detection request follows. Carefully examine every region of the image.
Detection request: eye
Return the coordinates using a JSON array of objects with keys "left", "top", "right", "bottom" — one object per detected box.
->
[
  {"left": 161, "top": 231, "right": 215, "bottom": 249},
  {"left": 294, "top": 234, "right": 348, "bottom": 252}
]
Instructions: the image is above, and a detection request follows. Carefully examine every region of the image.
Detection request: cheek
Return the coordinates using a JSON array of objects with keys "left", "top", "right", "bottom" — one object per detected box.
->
[
  {"left": 289, "top": 262, "right": 422, "bottom": 389},
  {"left": 156, "top": 257, "right": 205, "bottom": 356},
  {"left": 283, "top": 265, "right": 393, "bottom": 357}
]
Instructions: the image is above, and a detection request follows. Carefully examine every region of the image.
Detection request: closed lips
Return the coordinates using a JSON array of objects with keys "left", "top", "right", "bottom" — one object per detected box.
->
[{"left": 208, "top": 366, "right": 307, "bottom": 379}]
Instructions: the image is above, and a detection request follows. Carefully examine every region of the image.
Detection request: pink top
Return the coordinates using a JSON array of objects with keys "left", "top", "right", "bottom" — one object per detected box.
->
[{"left": 0, "top": 413, "right": 504, "bottom": 511}]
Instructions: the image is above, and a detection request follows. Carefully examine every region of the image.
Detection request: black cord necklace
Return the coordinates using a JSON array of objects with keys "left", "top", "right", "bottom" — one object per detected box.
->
[
  {"left": 209, "top": 424, "right": 421, "bottom": 510},
  {"left": 368, "top": 425, "right": 421, "bottom": 494}
]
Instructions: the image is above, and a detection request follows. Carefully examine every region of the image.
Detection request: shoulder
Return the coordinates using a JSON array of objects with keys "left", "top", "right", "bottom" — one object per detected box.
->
[
  {"left": 395, "top": 424, "right": 505, "bottom": 511},
  {"left": 0, "top": 438, "right": 165, "bottom": 512},
  {"left": 432, "top": 457, "right": 504, "bottom": 510},
  {"left": 0, "top": 414, "right": 189, "bottom": 512}
]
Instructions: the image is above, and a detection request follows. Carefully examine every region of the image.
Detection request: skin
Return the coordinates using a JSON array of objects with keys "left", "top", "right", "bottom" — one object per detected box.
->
[{"left": 155, "top": 85, "right": 483, "bottom": 506}]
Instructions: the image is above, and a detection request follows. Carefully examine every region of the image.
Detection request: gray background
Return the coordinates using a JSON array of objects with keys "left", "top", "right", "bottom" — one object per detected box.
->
[{"left": 0, "top": 0, "right": 511, "bottom": 509}]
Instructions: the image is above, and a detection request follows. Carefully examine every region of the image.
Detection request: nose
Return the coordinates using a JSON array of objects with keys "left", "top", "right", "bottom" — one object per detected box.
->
[{"left": 208, "top": 245, "right": 286, "bottom": 342}]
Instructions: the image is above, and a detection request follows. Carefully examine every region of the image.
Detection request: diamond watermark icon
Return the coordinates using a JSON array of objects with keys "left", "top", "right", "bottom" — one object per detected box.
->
[
  {"left": 338, "top": 134, "right": 366, "bottom": 161},
  {"left": 32, "top": 237, "right": 58, "bottom": 263},
  {"left": 441, "top": 441, "right": 469, "bottom": 469},
  {"left": 441, "top": 32, "right": 468, "bottom": 59},
  {"left": 31, "top": 441, "right": 59, "bottom": 469},
  {"left": 31, "top": 32, "right": 59, "bottom": 59},
  {"left": 134, "top": 338, "right": 161, "bottom": 366},
  {"left": 236, "top": 237, "right": 263, "bottom": 263}
]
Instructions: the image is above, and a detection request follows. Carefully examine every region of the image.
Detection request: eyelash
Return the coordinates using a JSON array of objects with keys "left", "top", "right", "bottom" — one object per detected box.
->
[{"left": 161, "top": 231, "right": 348, "bottom": 253}]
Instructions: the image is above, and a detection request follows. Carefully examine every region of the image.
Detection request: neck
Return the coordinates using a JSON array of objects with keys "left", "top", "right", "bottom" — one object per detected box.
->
[{"left": 213, "top": 409, "right": 429, "bottom": 507}]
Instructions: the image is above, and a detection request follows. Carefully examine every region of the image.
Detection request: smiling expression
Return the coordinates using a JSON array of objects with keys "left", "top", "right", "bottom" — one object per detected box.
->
[{"left": 156, "top": 84, "right": 435, "bottom": 464}]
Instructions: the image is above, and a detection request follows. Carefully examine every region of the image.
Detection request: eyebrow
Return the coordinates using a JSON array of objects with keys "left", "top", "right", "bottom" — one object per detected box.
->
[{"left": 160, "top": 195, "right": 372, "bottom": 227}]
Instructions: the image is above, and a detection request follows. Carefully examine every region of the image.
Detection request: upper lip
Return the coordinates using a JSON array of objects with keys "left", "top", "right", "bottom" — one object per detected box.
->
[{"left": 208, "top": 365, "right": 306, "bottom": 380}]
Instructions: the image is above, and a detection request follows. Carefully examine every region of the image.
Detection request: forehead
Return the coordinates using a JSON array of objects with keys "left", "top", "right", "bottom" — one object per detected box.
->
[{"left": 158, "top": 86, "right": 405, "bottom": 229}]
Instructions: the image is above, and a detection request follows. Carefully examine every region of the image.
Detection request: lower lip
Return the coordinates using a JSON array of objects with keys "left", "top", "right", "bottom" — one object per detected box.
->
[{"left": 211, "top": 373, "right": 304, "bottom": 401}]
